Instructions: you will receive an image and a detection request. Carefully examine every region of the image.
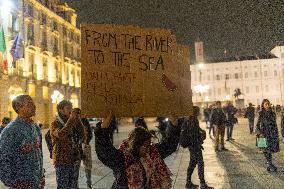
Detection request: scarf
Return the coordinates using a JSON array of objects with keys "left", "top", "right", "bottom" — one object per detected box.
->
[
  {"left": 55, "top": 112, "right": 69, "bottom": 126},
  {"left": 119, "top": 141, "right": 172, "bottom": 189}
]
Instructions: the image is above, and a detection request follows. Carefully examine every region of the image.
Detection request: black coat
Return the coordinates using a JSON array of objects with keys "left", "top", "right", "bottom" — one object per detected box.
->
[
  {"left": 245, "top": 106, "right": 255, "bottom": 120},
  {"left": 187, "top": 117, "right": 203, "bottom": 152},
  {"left": 95, "top": 123, "right": 181, "bottom": 189},
  {"left": 256, "top": 110, "right": 280, "bottom": 153},
  {"left": 210, "top": 107, "right": 227, "bottom": 126}
]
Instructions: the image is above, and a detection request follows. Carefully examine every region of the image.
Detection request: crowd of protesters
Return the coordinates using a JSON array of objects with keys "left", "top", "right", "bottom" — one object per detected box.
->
[{"left": 1, "top": 94, "right": 284, "bottom": 188}]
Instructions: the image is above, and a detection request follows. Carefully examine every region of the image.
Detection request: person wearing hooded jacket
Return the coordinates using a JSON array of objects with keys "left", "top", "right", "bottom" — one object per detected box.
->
[
  {"left": 95, "top": 112, "right": 181, "bottom": 189},
  {"left": 50, "top": 100, "right": 86, "bottom": 189}
]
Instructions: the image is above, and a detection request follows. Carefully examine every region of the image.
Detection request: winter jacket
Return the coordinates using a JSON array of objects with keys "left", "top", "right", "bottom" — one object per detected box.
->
[
  {"left": 245, "top": 106, "right": 255, "bottom": 120},
  {"left": 95, "top": 122, "right": 181, "bottom": 189},
  {"left": 223, "top": 104, "right": 237, "bottom": 124},
  {"left": 256, "top": 110, "right": 280, "bottom": 153},
  {"left": 0, "top": 117, "right": 44, "bottom": 188},
  {"left": 50, "top": 115, "right": 86, "bottom": 165},
  {"left": 186, "top": 116, "right": 204, "bottom": 152},
  {"left": 210, "top": 107, "right": 227, "bottom": 126}
]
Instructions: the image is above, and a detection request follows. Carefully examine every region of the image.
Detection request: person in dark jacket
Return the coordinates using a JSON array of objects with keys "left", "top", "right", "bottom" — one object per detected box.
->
[
  {"left": 109, "top": 117, "right": 118, "bottom": 144},
  {"left": 245, "top": 103, "right": 255, "bottom": 134},
  {"left": 281, "top": 109, "right": 284, "bottom": 143},
  {"left": 95, "top": 112, "right": 181, "bottom": 189},
  {"left": 256, "top": 99, "right": 280, "bottom": 172},
  {"left": 135, "top": 117, "right": 148, "bottom": 130},
  {"left": 210, "top": 101, "right": 227, "bottom": 151},
  {"left": 186, "top": 106, "right": 214, "bottom": 189},
  {"left": 81, "top": 117, "right": 93, "bottom": 189},
  {"left": 224, "top": 102, "right": 237, "bottom": 141}
]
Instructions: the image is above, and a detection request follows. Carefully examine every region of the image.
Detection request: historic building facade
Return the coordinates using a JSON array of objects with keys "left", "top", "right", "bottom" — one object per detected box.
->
[
  {"left": 0, "top": 0, "right": 81, "bottom": 126},
  {"left": 191, "top": 46, "right": 284, "bottom": 107}
]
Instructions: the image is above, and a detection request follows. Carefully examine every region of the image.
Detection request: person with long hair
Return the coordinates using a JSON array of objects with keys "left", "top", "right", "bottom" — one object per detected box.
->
[
  {"left": 256, "top": 99, "right": 280, "bottom": 172},
  {"left": 95, "top": 112, "right": 181, "bottom": 189}
]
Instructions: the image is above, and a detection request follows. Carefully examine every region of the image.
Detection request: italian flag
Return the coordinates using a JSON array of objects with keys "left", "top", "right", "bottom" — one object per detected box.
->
[{"left": 0, "top": 26, "right": 8, "bottom": 74}]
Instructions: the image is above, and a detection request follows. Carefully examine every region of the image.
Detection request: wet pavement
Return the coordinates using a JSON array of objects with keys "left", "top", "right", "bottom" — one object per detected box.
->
[{"left": 1, "top": 118, "right": 284, "bottom": 189}]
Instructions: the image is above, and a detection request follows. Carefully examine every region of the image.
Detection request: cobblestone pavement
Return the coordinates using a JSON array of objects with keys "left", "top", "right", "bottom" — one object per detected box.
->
[{"left": 1, "top": 118, "right": 284, "bottom": 189}]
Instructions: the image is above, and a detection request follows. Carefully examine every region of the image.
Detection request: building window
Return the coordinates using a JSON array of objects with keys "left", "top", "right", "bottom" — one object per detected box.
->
[
  {"left": 27, "top": 24, "right": 34, "bottom": 45},
  {"left": 234, "top": 73, "right": 239, "bottom": 79},
  {"left": 28, "top": 83, "right": 36, "bottom": 97},
  {"left": 216, "top": 75, "right": 220, "bottom": 80},
  {"left": 245, "top": 73, "right": 248, "bottom": 78},
  {"left": 43, "top": 57, "right": 48, "bottom": 81},
  {"left": 256, "top": 86, "right": 259, "bottom": 93},
  {"left": 274, "top": 70, "right": 278, "bottom": 77},
  {"left": 265, "top": 85, "right": 268, "bottom": 92},
  {"left": 218, "top": 88, "right": 221, "bottom": 95},
  {"left": 41, "top": 13, "right": 47, "bottom": 25},
  {"left": 41, "top": 31, "right": 47, "bottom": 51},
  {"left": 264, "top": 71, "right": 267, "bottom": 77},
  {"left": 207, "top": 75, "right": 210, "bottom": 81},
  {"left": 254, "top": 72, "right": 258, "bottom": 78},
  {"left": 246, "top": 87, "right": 249, "bottom": 93},
  {"left": 225, "top": 74, "right": 230, "bottom": 80},
  {"left": 53, "top": 21, "right": 58, "bottom": 31},
  {"left": 42, "top": 86, "right": 49, "bottom": 100},
  {"left": 27, "top": 4, "right": 34, "bottom": 17}
]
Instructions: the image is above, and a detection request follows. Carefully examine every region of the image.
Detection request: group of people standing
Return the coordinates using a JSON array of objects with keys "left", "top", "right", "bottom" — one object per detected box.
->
[
  {"left": 0, "top": 94, "right": 215, "bottom": 189},
  {"left": 203, "top": 101, "right": 238, "bottom": 151},
  {"left": 0, "top": 95, "right": 94, "bottom": 189}
]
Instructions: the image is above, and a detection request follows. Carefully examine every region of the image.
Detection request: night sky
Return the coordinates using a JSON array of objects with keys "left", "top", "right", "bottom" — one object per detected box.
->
[{"left": 64, "top": 0, "right": 284, "bottom": 63}]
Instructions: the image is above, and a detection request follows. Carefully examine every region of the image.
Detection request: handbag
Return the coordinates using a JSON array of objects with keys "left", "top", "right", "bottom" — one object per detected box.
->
[{"left": 256, "top": 137, "right": 267, "bottom": 148}]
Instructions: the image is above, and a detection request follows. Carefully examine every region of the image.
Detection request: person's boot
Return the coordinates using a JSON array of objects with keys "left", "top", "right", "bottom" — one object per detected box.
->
[
  {"left": 200, "top": 183, "right": 214, "bottom": 189},
  {"left": 186, "top": 182, "right": 199, "bottom": 189},
  {"left": 267, "top": 163, "right": 277, "bottom": 172}
]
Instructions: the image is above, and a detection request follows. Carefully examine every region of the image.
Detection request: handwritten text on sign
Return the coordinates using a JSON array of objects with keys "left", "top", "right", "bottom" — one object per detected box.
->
[{"left": 81, "top": 24, "right": 191, "bottom": 117}]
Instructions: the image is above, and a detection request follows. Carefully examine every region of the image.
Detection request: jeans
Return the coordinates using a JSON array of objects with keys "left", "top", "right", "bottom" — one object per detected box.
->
[
  {"left": 55, "top": 165, "right": 75, "bottom": 189},
  {"left": 248, "top": 119, "right": 254, "bottom": 134},
  {"left": 209, "top": 123, "right": 215, "bottom": 136},
  {"left": 187, "top": 148, "right": 205, "bottom": 184},
  {"left": 226, "top": 123, "right": 234, "bottom": 140}
]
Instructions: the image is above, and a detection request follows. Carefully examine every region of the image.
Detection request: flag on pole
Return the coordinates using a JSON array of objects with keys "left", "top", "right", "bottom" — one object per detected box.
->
[
  {"left": 10, "top": 33, "right": 24, "bottom": 68},
  {"left": 0, "top": 26, "right": 8, "bottom": 73},
  {"left": 195, "top": 41, "right": 204, "bottom": 63}
]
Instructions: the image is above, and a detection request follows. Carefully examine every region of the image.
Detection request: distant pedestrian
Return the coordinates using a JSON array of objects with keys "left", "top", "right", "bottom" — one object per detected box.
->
[
  {"left": 208, "top": 105, "right": 215, "bottom": 137},
  {"left": 0, "top": 117, "right": 11, "bottom": 134},
  {"left": 95, "top": 112, "right": 181, "bottom": 189},
  {"left": 256, "top": 99, "right": 280, "bottom": 172},
  {"left": 109, "top": 116, "right": 118, "bottom": 144},
  {"left": 185, "top": 106, "right": 214, "bottom": 189},
  {"left": 203, "top": 107, "right": 211, "bottom": 128},
  {"left": 280, "top": 108, "right": 284, "bottom": 143},
  {"left": 81, "top": 117, "right": 93, "bottom": 189},
  {"left": 135, "top": 117, "right": 148, "bottom": 130},
  {"left": 224, "top": 102, "right": 237, "bottom": 141},
  {"left": 50, "top": 100, "right": 85, "bottom": 189},
  {"left": 245, "top": 103, "right": 255, "bottom": 134},
  {"left": 210, "top": 101, "right": 227, "bottom": 151},
  {"left": 0, "top": 95, "right": 45, "bottom": 188}
]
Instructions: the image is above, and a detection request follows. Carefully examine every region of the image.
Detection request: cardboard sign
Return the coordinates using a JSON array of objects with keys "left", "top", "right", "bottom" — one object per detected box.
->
[{"left": 81, "top": 23, "right": 192, "bottom": 117}]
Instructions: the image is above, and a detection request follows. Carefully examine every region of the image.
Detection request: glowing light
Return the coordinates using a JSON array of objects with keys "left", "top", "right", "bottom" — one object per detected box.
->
[
  {"left": 225, "top": 94, "right": 231, "bottom": 100},
  {"left": 51, "top": 90, "right": 64, "bottom": 103},
  {"left": 0, "top": 1, "right": 13, "bottom": 19},
  {"left": 198, "top": 63, "right": 204, "bottom": 69},
  {"left": 194, "top": 84, "right": 209, "bottom": 94},
  {"left": 205, "top": 96, "right": 210, "bottom": 102}
]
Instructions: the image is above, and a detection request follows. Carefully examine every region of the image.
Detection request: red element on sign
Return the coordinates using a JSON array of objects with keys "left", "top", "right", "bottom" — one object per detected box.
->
[
  {"left": 20, "top": 144, "right": 33, "bottom": 154},
  {"left": 162, "top": 74, "right": 177, "bottom": 91}
]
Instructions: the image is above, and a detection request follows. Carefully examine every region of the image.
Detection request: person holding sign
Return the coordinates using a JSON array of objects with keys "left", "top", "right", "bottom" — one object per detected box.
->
[
  {"left": 256, "top": 99, "right": 280, "bottom": 172},
  {"left": 95, "top": 112, "right": 181, "bottom": 189}
]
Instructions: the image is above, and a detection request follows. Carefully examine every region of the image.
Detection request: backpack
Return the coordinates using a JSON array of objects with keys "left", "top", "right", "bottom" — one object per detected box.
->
[
  {"left": 45, "top": 130, "right": 53, "bottom": 159},
  {"left": 179, "top": 118, "right": 191, "bottom": 148}
]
